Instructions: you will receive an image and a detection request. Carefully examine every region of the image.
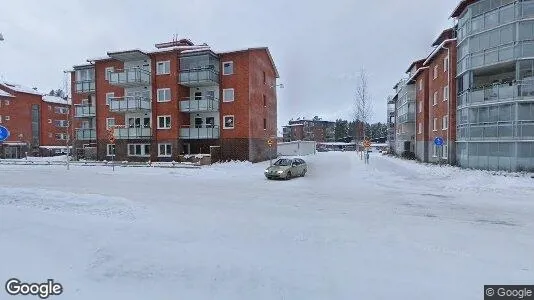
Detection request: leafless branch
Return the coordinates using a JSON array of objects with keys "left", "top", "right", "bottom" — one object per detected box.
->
[{"left": 354, "top": 67, "right": 373, "bottom": 140}]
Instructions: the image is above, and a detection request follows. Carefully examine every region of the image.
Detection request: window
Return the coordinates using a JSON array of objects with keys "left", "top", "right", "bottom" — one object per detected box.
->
[
  {"left": 106, "top": 92, "right": 114, "bottom": 105},
  {"left": 443, "top": 85, "right": 449, "bottom": 101},
  {"left": 418, "top": 80, "right": 422, "bottom": 91},
  {"left": 263, "top": 118, "right": 267, "bottom": 130},
  {"left": 0, "top": 116, "right": 2, "bottom": 124},
  {"left": 223, "top": 88, "right": 235, "bottom": 102},
  {"left": 54, "top": 120, "right": 69, "bottom": 127},
  {"left": 433, "top": 66, "right": 438, "bottom": 79},
  {"left": 54, "top": 107, "right": 69, "bottom": 114},
  {"left": 433, "top": 118, "right": 438, "bottom": 131},
  {"left": 48, "top": 119, "right": 52, "bottom": 124},
  {"left": 433, "top": 91, "right": 438, "bottom": 105},
  {"left": 157, "top": 116, "right": 171, "bottom": 129},
  {"left": 105, "top": 67, "right": 114, "bottom": 80},
  {"left": 263, "top": 71, "right": 267, "bottom": 84},
  {"left": 418, "top": 101, "right": 422, "bottom": 113},
  {"left": 433, "top": 144, "right": 438, "bottom": 157},
  {"left": 55, "top": 133, "right": 68, "bottom": 140},
  {"left": 206, "top": 117, "right": 215, "bottom": 128},
  {"left": 158, "top": 144, "right": 172, "bottom": 157},
  {"left": 128, "top": 144, "right": 151, "bottom": 157},
  {"left": 5, "top": 116, "right": 10, "bottom": 121},
  {"left": 222, "top": 61, "right": 234, "bottom": 75},
  {"left": 156, "top": 61, "right": 171, "bottom": 75},
  {"left": 223, "top": 115, "right": 235, "bottom": 129},
  {"left": 48, "top": 105, "right": 52, "bottom": 111},
  {"left": 157, "top": 88, "right": 171, "bottom": 102},
  {"left": 443, "top": 144, "right": 448, "bottom": 159},
  {"left": 442, "top": 115, "right": 448, "bottom": 130},
  {"left": 444, "top": 56, "right": 449, "bottom": 72},
  {"left": 263, "top": 95, "right": 267, "bottom": 107},
  {"left": 106, "top": 118, "right": 115, "bottom": 129},
  {"left": 4, "top": 100, "right": 9, "bottom": 106},
  {"left": 107, "top": 144, "right": 116, "bottom": 156},
  {"left": 418, "top": 122, "right": 422, "bottom": 134}
]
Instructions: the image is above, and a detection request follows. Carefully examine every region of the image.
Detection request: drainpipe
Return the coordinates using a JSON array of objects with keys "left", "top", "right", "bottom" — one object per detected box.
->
[{"left": 441, "top": 42, "right": 451, "bottom": 164}]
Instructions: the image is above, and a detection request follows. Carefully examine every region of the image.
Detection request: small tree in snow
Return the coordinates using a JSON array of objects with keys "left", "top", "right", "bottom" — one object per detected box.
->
[{"left": 354, "top": 68, "right": 373, "bottom": 142}]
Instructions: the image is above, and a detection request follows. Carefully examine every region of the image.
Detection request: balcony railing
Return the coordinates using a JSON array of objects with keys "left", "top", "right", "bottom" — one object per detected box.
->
[
  {"left": 457, "top": 122, "right": 534, "bottom": 141},
  {"left": 109, "top": 96, "right": 151, "bottom": 113},
  {"left": 74, "top": 105, "right": 96, "bottom": 118},
  {"left": 179, "top": 97, "right": 219, "bottom": 112},
  {"left": 75, "top": 81, "right": 95, "bottom": 93},
  {"left": 179, "top": 68, "right": 219, "bottom": 87},
  {"left": 458, "top": 81, "right": 534, "bottom": 107},
  {"left": 108, "top": 68, "right": 151, "bottom": 87},
  {"left": 397, "top": 112, "right": 416, "bottom": 124},
  {"left": 114, "top": 127, "right": 152, "bottom": 139},
  {"left": 75, "top": 128, "right": 96, "bottom": 141},
  {"left": 180, "top": 125, "right": 220, "bottom": 139}
]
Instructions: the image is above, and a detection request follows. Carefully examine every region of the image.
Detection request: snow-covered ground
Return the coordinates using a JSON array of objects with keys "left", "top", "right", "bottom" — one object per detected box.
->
[{"left": 1, "top": 152, "right": 533, "bottom": 299}]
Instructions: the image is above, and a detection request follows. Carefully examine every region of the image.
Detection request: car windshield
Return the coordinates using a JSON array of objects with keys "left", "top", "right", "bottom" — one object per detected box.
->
[{"left": 274, "top": 159, "right": 292, "bottom": 166}]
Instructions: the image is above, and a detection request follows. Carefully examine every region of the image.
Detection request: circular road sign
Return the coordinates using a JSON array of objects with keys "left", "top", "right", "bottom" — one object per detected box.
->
[
  {"left": 0, "top": 125, "right": 10, "bottom": 142},
  {"left": 434, "top": 137, "right": 444, "bottom": 146}
]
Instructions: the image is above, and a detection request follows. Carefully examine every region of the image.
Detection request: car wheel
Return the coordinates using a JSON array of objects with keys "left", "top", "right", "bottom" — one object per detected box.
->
[
  {"left": 301, "top": 169, "right": 307, "bottom": 177},
  {"left": 286, "top": 171, "right": 292, "bottom": 180}
]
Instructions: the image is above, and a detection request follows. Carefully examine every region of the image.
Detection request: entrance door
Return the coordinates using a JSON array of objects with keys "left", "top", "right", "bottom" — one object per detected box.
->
[{"left": 183, "top": 143, "right": 191, "bottom": 155}]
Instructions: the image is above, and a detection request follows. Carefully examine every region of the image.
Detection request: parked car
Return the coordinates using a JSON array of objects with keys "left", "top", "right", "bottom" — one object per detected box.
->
[{"left": 265, "top": 158, "right": 307, "bottom": 180}]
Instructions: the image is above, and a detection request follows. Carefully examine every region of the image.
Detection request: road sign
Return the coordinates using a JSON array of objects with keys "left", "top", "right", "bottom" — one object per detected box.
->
[
  {"left": 267, "top": 138, "right": 274, "bottom": 147},
  {"left": 434, "top": 137, "right": 444, "bottom": 146},
  {"left": 0, "top": 125, "right": 10, "bottom": 142},
  {"left": 363, "top": 140, "right": 371, "bottom": 148}
]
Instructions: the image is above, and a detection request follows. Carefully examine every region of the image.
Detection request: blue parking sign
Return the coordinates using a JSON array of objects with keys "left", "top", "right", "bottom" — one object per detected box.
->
[
  {"left": 0, "top": 125, "right": 10, "bottom": 142},
  {"left": 434, "top": 137, "right": 444, "bottom": 146}
]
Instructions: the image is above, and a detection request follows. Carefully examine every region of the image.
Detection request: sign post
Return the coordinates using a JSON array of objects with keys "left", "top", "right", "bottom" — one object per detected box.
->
[
  {"left": 108, "top": 128, "right": 116, "bottom": 172},
  {"left": 434, "top": 137, "right": 444, "bottom": 166}
]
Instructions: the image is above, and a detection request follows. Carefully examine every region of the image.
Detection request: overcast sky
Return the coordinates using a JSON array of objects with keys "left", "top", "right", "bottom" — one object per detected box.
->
[{"left": 0, "top": 0, "right": 460, "bottom": 132}]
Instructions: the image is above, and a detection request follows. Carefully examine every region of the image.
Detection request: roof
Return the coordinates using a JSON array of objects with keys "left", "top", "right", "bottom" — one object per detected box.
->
[
  {"left": 406, "top": 59, "right": 426, "bottom": 74},
  {"left": 451, "top": 0, "right": 478, "bottom": 18},
  {"left": 0, "top": 90, "right": 15, "bottom": 98},
  {"left": 407, "top": 66, "right": 430, "bottom": 84},
  {"left": 107, "top": 49, "right": 149, "bottom": 61},
  {"left": 432, "top": 28, "right": 455, "bottom": 47},
  {"left": 0, "top": 82, "right": 43, "bottom": 96},
  {"left": 284, "top": 124, "right": 305, "bottom": 127},
  {"left": 73, "top": 63, "right": 94, "bottom": 70},
  {"left": 423, "top": 38, "right": 457, "bottom": 66},
  {"left": 218, "top": 47, "right": 280, "bottom": 78},
  {"left": 42, "top": 95, "right": 71, "bottom": 105}
]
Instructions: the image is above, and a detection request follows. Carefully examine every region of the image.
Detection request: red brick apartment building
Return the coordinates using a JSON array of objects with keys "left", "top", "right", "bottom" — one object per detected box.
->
[
  {"left": 0, "top": 82, "right": 71, "bottom": 158},
  {"left": 70, "top": 38, "right": 279, "bottom": 163},
  {"left": 408, "top": 28, "right": 457, "bottom": 164},
  {"left": 282, "top": 119, "right": 335, "bottom": 142}
]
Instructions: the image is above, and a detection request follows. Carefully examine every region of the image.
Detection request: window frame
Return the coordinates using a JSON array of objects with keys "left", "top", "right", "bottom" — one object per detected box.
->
[
  {"left": 105, "top": 67, "right": 114, "bottom": 80},
  {"left": 442, "top": 115, "right": 449, "bottom": 130},
  {"left": 223, "top": 88, "right": 235, "bottom": 102},
  {"left": 433, "top": 66, "right": 438, "bottom": 79},
  {"left": 443, "top": 85, "right": 449, "bottom": 101},
  {"left": 156, "top": 61, "right": 171, "bottom": 75},
  {"left": 222, "top": 61, "right": 234, "bottom": 75},
  {"left": 158, "top": 143, "right": 172, "bottom": 157},
  {"left": 106, "top": 118, "right": 115, "bottom": 129},
  {"left": 433, "top": 118, "right": 438, "bottom": 131},
  {"left": 433, "top": 91, "right": 438, "bottom": 106},
  {"left": 444, "top": 56, "right": 449, "bottom": 72},
  {"left": 106, "top": 92, "right": 114, "bottom": 106},
  {"left": 157, "top": 88, "right": 171, "bottom": 102},
  {"left": 223, "top": 115, "right": 235, "bottom": 129},
  {"left": 157, "top": 115, "right": 171, "bottom": 129},
  {"left": 127, "top": 144, "right": 151, "bottom": 157}
]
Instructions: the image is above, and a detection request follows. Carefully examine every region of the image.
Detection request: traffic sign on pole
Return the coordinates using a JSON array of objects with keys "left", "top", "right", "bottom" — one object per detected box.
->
[
  {"left": 434, "top": 137, "right": 444, "bottom": 146},
  {"left": 0, "top": 125, "right": 10, "bottom": 142}
]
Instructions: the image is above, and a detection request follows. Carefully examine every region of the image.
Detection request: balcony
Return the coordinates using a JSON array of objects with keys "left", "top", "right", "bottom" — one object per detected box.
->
[
  {"left": 109, "top": 96, "right": 151, "bottom": 113},
  {"left": 179, "top": 69, "right": 219, "bottom": 87},
  {"left": 75, "top": 128, "right": 96, "bottom": 141},
  {"left": 74, "top": 105, "right": 96, "bottom": 118},
  {"left": 458, "top": 81, "right": 534, "bottom": 107},
  {"left": 397, "top": 113, "right": 416, "bottom": 124},
  {"left": 180, "top": 126, "right": 220, "bottom": 139},
  {"left": 179, "top": 97, "right": 219, "bottom": 112},
  {"left": 108, "top": 68, "right": 150, "bottom": 87},
  {"left": 114, "top": 127, "right": 152, "bottom": 140},
  {"left": 75, "top": 81, "right": 95, "bottom": 93}
]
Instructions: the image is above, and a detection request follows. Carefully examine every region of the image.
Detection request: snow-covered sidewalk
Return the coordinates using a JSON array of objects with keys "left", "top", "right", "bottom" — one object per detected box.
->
[{"left": 0, "top": 152, "right": 532, "bottom": 299}]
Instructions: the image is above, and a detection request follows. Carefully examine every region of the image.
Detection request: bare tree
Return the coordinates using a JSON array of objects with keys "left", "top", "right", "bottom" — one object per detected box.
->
[{"left": 354, "top": 67, "right": 373, "bottom": 141}]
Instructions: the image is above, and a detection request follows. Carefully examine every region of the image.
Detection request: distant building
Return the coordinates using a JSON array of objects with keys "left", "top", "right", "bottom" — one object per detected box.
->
[
  {"left": 0, "top": 82, "right": 71, "bottom": 158},
  {"left": 282, "top": 118, "right": 335, "bottom": 142}
]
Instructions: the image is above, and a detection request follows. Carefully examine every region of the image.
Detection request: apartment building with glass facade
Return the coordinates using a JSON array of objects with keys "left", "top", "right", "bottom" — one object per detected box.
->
[
  {"left": 71, "top": 38, "right": 279, "bottom": 163},
  {"left": 453, "top": 0, "right": 534, "bottom": 171},
  {"left": 392, "top": 74, "right": 417, "bottom": 156}
]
